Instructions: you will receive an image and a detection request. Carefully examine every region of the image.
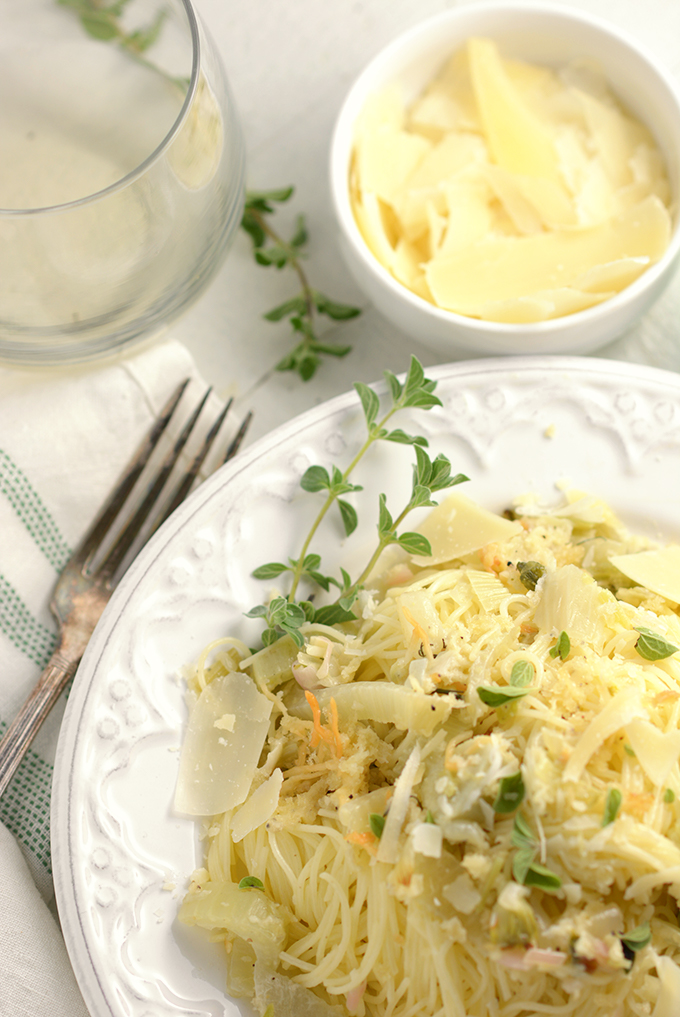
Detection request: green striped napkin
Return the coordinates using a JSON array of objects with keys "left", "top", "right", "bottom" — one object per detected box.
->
[{"left": 0, "top": 339, "right": 208, "bottom": 1016}]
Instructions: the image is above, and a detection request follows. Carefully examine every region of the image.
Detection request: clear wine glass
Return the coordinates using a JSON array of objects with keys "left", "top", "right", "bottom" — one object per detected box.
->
[{"left": 0, "top": 0, "right": 245, "bottom": 364}]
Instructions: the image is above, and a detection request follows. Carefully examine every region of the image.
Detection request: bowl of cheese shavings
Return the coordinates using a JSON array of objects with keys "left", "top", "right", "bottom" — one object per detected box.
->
[
  {"left": 329, "top": 2, "right": 680, "bottom": 356},
  {"left": 176, "top": 488, "right": 680, "bottom": 1017}
]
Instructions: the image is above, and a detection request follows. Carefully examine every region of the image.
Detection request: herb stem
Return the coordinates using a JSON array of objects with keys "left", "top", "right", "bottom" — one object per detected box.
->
[
  {"left": 287, "top": 404, "right": 400, "bottom": 601},
  {"left": 350, "top": 501, "right": 411, "bottom": 592},
  {"left": 248, "top": 209, "right": 316, "bottom": 321}
]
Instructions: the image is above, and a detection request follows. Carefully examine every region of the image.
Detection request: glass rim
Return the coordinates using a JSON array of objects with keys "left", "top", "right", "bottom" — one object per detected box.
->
[{"left": 0, "top": 0, "right": 201, "bottom": 217}]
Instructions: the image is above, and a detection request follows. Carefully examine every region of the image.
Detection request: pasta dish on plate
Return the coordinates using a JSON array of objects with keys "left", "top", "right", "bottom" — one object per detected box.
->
[{"left": 175, "top": 489, "right": 680, "bottom": 1017}]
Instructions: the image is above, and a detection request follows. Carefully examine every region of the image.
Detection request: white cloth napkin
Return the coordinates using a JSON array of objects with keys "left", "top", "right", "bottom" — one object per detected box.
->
[{"left": 0, "top": 339, "right": 219, "bottom": 1016}]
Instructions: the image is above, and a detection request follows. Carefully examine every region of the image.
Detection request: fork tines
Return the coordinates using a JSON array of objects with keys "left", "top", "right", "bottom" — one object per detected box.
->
[{"left": 79, "top": 380, "right": 250, "bottom": 583}]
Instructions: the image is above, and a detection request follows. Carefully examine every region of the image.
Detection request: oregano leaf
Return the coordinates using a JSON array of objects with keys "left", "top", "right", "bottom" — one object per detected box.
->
[
  {"left": 602, "top": 787, "right": 622, "bottom": 826},
  {"left": 251, "top": 562, "right": 290, "bottom": 580},
  {"left": 493, "top": 772, "right": 525, "bottom": 814},
  {"left": 477, "top": 685, "right": 531, "bottom": 708},
  {"left": 510, "top": 660, "right": 534, "bottom": 687},
  {"left": 238, "top": 876, "right": 264, "bottom": 890},
  {"left": 300, "top": 465, "right": 331, "bottom": 492},
  {"left": 397, "top": 532, "right": 432, "bottom": 556},
  {"left": 634, "top": 626, "right": 679, "bottom": 661},
  {"left": 337, "top": 498, "right": 358, "bottom": 536}
]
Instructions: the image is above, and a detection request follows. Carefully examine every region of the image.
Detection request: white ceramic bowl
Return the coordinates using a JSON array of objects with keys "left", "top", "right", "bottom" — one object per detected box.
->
[{"left": 330, "top": 2, "right": 680, "bottom": 357}]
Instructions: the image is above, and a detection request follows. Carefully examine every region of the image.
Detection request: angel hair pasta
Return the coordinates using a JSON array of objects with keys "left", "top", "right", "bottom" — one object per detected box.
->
[{"left": 175, "top": 490, "right": 680, "bottom": 1017}]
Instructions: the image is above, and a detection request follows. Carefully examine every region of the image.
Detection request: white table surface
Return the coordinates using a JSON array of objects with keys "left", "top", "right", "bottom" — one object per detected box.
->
[{"left": 166, "top": 0, "right": 680, "bottom": 447}]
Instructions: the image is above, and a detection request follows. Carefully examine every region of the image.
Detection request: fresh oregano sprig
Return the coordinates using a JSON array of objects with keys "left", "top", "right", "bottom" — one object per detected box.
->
[
  {"left": 241, "top": 187, "right": 361, "bottom": 381},
  {"left": 246, "top": 357, "right": 468, "bottom": 645}
]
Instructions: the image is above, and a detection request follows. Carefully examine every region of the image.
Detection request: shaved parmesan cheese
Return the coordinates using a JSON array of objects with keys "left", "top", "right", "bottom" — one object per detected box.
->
[
  {"left": 349, "top": 37, "right": 671, "bottom": 323},
  {"left": 175, "top": 673, "right": 273, "bottom": 816},
  {"left": 231, "top": 769, "right": 284, "bottom": 843},
  {"left": 468, "top": 36, "right": 562, "bottom": 183},
  {"left": 467, "top": 570, "right": 508, "bottom": 612},
  {"left": 563, "top": 686, "right": 647, "bottom": 782},
  {"left": 377, "top": 744, "right": 421, "bottom": 863},
  {"left": 442, "top": 872, "right": 481, "bottom": 914},
  {"left": 456, "top": 287, "right": 611, "bottom": 323},
  {"left": 412, "top": 492, "right": 521, "bottom": 566},
  {"left": 653, "top": 954, "right": 680, "bottom": 1017},
  {"left": 573, "top": 256, "right": 650, "bottom": 293},
  {"left": 534, "top": 564, "right": 613, "bottom": 646},
  {"left": 411, "top": 820, "right": 443, "bottom": 858},
  {"left": 610, "top": 546, "right": 680, "bottom": 605},
  {"left": 625, "top": 720, "right": 680, "bottom": 789},
  {"left": 214, "top": 713, "right": 235, "bottom": 732},
  {"left": 355, "top": 127, "right": 431, "bottom": 204},
  {"left": 425, "top": 196, "right": 670, "bottom": 310}
]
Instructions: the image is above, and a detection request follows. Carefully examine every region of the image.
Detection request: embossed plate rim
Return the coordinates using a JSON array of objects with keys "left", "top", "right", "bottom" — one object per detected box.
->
[{"left": 52, "top": 355, "right": 680, "bottom": 1017}]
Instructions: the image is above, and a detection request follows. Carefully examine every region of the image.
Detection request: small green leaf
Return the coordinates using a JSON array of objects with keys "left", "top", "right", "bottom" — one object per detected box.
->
[
  {"left": 602, "top": 787, "right": 622, "bottom": 826},
  {"left": 517, "top": 561, "right": 546, "bottom": 591},
  {"left": 511, "top": 813, "right": 536, "bottom": 850},
  {"left": 512, "top": 845, "right": 536, "bottom": 884},
  {"left": 510, "top": 660, "right": 534, "bottom": 687},
  {"left": 255, "top": 245, "right": 291, "bottom": 269},
  {"left": 478, "top": 685, "right": 531, "bottom": 708},
  {"left": 312, "top": 604, "right": 357, "bottom": 626},
  {"left": 620, "top": 922, "right": 651, "bottom": 952},
  {"left": 261, "top": 627, "right": 280, "bottom": 646},
  {"left": 305, "top": 571, "right": 329, "bottom": 591},
  {"left": 290, "top": 214, "right": 308, "bottom": 249},
  {"left": 369, "top": 813, "right": 385, "bottom": 838},
  {"left": 549, "top": 631, "right": 571, "bottom": 661},
  {"left": 397, "top": 532, "right": 432, "bottom": 556},
  {"left": 240, "top": 212, "right": 266, "bottom": 248},
  {"left": 634, "top": 626, "right": 679, "bottom": 661},
  {"left": 402, "top": 390, "right": 443, "bottom": 410},
  {"left": 523, "top": 862, "right": 562, "bottom": 891},
  {"left": 251, "top": 562, "right": 290, "bottom": 580},
  {"left": 300, "top": 465, "right": 331, "bottom": 492},
  {"left": 127, "top": 9, "right": 166, "bottom": 52},
  {"left": 310, "top": 341, "right": 352, "bottom": 359},
  {"left": 382, "top": 428, "right": 428, "bottom": 446},
  {"left": 245, "top": 186, "right": 294, "bottom": 209},
  {"left": 355, "top": 382, "right": 380, "bottom": 427},
  {"left": 337, "top": 499, "right": 358, "bottom": 536},
  {"left": 383, "top": 369, "right": 402, "bottom": 404},
  {"left": 377, "top": 493, "right": 393, "bottom": 536},
  {"left": 338, "top": 588, "right": 358, "bottom": 612},
  {"left": 314, "top": 292, "right": 361, "bottom": 320},
  {"left": 665, "top": 788, "right": 675, "bottom": 803},
  {"left": 299, "top": 600, "right": 316, "bottom": 622},
  {"left": 408, "top": 484, "right": 438, "bottom": 512},
  {"left": 509, "top": 814, "right": 561, "bottom": 890},
  {"left": 425, "top": 810, "right": 435, "bottom": 823},
  {"left": 79, "top": 12, "right": 119, "bottom": 40},
  {"left": 493, "top": 772, "right": 525, "bottom": 814},
  {"left": 402, "top": 356, "right": 425, "bottom": 398},
  {"left": 624, "top": 744, "right": 636, "bottom": 757},
  {"left": 238, "top": 876, "right": 265, "bottom": 890},
  {"left": 245, "top": 604, "right": 268, "bottom": 619},
  {"left": 263, "top": 296, "right": 308, "bottom": 321}
]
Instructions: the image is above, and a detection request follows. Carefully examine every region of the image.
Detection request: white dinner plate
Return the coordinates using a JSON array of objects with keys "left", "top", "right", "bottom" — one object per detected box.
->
[{"left": 52, "top": 355, "right": 680, "bottom": 1017}]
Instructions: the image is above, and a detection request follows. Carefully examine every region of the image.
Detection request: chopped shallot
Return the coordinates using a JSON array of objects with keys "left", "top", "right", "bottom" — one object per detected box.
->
[{"left": 346, "top": 981, "right": 367, "bottom": 1012}]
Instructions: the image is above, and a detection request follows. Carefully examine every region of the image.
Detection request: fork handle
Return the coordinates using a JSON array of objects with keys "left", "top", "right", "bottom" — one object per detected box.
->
[{"left": 0, "top": 651, "right": 79, "bottom": 799}]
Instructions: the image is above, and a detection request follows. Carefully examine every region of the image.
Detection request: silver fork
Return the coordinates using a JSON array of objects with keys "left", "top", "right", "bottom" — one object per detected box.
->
[{"left": 0, "top": 381, "right": 252, "bottom": 798}]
